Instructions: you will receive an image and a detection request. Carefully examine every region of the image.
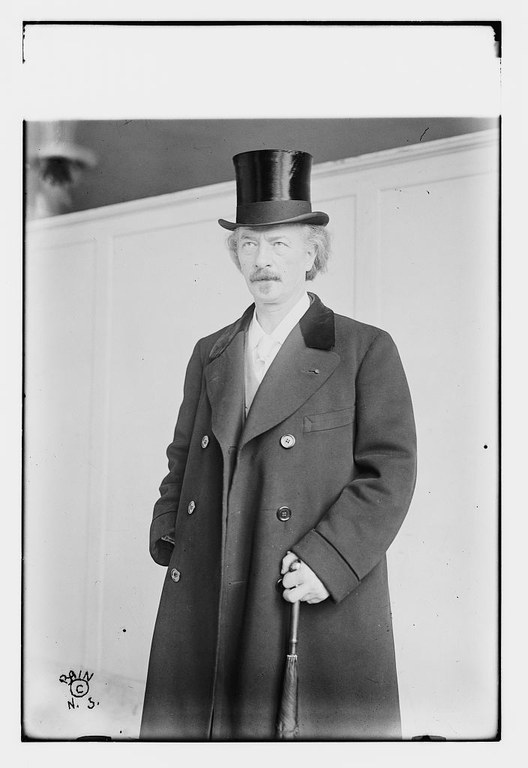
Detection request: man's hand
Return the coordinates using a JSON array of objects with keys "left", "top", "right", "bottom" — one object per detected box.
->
[{"left": 280, "top": 551, "right": 330, "bottom": 604}]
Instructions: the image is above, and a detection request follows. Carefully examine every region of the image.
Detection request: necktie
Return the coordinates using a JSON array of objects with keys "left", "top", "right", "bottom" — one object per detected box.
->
[{"left": 255, "top": 334, "right": 280, "bottom": 383}]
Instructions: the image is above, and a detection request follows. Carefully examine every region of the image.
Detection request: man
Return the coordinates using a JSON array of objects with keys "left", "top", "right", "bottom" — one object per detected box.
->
[{"left": 140, "top": 149, "right": 417, "bottom": 740}]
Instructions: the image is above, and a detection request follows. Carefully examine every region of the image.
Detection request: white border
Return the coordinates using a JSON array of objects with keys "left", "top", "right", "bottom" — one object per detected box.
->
[{"left": 2, "top": 3, "right": 526, "bottom": 767}]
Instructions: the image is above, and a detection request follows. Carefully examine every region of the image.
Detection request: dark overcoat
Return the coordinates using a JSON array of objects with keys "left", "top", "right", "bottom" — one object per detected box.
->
[{"left": 140, "top": 293, "right": 417, "bottom": 741}]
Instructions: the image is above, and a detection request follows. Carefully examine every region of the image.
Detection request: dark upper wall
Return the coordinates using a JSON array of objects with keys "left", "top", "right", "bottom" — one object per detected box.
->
[{"left": 26, "top": 118, "right": 497, "bottom": 218}]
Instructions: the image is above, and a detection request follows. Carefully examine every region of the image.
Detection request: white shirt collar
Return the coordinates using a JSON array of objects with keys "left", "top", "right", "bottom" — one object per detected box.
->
[{"left": 247, "top": 292, "right": 311, "bottom": 350}]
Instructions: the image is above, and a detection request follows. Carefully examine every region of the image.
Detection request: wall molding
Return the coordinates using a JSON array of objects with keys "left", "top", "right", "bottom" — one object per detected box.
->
[
  {"left": 27, "top": 129, "right": 499, "bottom": 233},
  {"left": 314, "top": 127, "right": 498, "bottom": 179}
]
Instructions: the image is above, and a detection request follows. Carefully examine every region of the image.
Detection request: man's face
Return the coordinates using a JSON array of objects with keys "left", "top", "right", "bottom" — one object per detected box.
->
[{"left": 235, "top": 224, "right": 316, "bottom": 309}]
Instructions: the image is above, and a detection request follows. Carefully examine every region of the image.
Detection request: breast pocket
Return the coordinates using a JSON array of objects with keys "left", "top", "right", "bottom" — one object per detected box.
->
[{"left": 303, "top": 406, "right": 355, "bottom": 433}]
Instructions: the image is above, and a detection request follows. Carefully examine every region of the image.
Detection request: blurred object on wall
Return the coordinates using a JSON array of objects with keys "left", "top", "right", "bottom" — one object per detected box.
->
[{"left": 26, "top": 121, "right": 98, "bottom": 219}]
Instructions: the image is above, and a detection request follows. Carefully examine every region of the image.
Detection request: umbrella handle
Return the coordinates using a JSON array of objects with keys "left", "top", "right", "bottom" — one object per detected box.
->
[
  {"left": 280, "top": 557, "right": 301, "bottom": 654},
  {"left": 289, "top": 600, "right": 300, "bottom": 655}
]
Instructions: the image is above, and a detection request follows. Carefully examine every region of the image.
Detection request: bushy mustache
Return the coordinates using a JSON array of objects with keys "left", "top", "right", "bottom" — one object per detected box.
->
[{"left": 249, "top": 269, "right": 281, "bottom": 282}]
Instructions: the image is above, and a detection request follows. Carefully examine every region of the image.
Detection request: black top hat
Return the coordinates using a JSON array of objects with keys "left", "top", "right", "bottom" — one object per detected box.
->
[{"left": 218, "top": 149, "right": 329, "bottom": 230}]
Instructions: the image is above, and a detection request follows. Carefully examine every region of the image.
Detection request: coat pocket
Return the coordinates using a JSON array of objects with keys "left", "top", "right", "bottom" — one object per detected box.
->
[{"left": 303, "top": 406, "right": 355, "bottom": 433}]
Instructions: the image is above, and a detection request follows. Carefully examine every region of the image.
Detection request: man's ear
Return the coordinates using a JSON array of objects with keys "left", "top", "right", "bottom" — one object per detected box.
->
[{"left": 305, "top": 247, "right": 316, "bottom": 272}]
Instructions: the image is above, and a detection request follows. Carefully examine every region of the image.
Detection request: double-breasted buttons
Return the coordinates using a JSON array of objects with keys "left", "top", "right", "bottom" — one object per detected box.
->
[
  {"left": 280, "top": 434, "right": 296, "bottom": 449},
  {"left": 170, "top": 568, "right": 181, "bottom": 583},
  {"left": 201, "top": 435, "right": 209, "bottom": 449},
  {"left": 187, "top": 500, "right": 196, "bottom": 515},
  {"left": 276, "top": 506, "right": 292, "bottom": 522}
]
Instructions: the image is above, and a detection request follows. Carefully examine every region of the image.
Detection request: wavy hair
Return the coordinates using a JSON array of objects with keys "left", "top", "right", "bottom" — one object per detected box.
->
[{"left": 227, "top": 224, "right": 331, "bottom": 281}]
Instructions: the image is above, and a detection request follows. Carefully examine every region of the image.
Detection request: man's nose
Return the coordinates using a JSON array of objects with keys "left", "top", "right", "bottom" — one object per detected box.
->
[{"left": 254, "top": 240, "right": 273, "bottom": 267}]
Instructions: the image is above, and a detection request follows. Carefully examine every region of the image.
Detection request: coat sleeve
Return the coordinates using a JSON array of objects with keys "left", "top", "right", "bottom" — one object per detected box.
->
[
  {"left": 292, "top": 330, "right": 417, "bottom": 603},
  {"left": 149, "top": 340, "right": 205, "bottom": 565}
]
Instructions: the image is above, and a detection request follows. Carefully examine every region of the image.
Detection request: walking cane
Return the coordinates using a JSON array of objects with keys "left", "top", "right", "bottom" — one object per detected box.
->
[{"left": 276, "top": 560, "right": 301, "bottom": 740}]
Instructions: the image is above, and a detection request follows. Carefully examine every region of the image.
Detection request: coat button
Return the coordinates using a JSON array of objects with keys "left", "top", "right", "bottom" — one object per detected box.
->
[
  {"left": 276, "top": 506, "right": 292, "bottom": 522},
  {"left": 201, "top": 435, "right": 209, "bottom": 448},
  {"left": 280, "top": 434, "right": 296, "bottom": 449},
  {"left": 187, "top": 500, "right": 196, "bottom": 515},
  {"left": 170, "top": 568, "right": 181, "bottom": 582}
]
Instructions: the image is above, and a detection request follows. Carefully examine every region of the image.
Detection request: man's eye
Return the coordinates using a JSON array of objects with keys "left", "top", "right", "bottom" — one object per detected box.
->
[
  {"left": 241, "top": 241, "right": 256, "bottom": 248},
  {"left": 273, "top": 241, "right": 287, "bottom": 247}
]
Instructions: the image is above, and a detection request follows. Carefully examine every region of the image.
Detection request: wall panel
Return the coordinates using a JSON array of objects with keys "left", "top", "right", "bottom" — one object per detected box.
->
[
  {"left": 24, "top": 239, "right": 97, "bottom": 738},
  {"left": 377, "top": 171, "right": 498, "bottom": 738}
]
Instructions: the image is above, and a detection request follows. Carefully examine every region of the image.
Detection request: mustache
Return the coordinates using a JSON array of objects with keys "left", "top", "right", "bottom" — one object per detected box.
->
[{"left": 249, "top": 269, "right": 281, "bottom": 282}]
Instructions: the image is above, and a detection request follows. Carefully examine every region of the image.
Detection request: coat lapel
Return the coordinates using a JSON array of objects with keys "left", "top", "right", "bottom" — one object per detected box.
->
[
  {"left": 205, "top": 293, "right": 339, "bottom": 450},
  {"left": 240, "top": 324, "right": 340, "bottom": 448},
  {"left": 205, "top": 331, "right": 246, "bottom": 451},
  {"left": 205, "top": 305, "right": 254, "bottom": 451}
]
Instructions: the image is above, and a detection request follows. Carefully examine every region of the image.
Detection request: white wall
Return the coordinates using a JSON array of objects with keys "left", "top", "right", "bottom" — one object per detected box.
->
[{"left": 24, "top": 130, "right": 498, "bottom": 740}]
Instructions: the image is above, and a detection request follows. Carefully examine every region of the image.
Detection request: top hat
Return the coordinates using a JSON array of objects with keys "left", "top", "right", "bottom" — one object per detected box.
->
[{"left": 218, "top": 149, "right": 329, "bottom": 230}]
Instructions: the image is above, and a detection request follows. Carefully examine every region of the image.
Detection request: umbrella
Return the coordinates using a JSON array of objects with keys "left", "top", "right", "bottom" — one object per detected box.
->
[{"left": 276, "top": 562, "right": 301, "bottom": 740}]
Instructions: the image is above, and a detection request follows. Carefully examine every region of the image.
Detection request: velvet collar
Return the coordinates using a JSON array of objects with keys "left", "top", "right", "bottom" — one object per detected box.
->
[{"left": 208, "top": 292, "right": 335, "bottom": 361}]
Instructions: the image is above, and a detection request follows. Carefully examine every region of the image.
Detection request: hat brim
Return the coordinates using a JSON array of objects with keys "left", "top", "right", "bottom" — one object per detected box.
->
[{"left": 218, "top": 210, "right": 329, "bottom": 231}]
